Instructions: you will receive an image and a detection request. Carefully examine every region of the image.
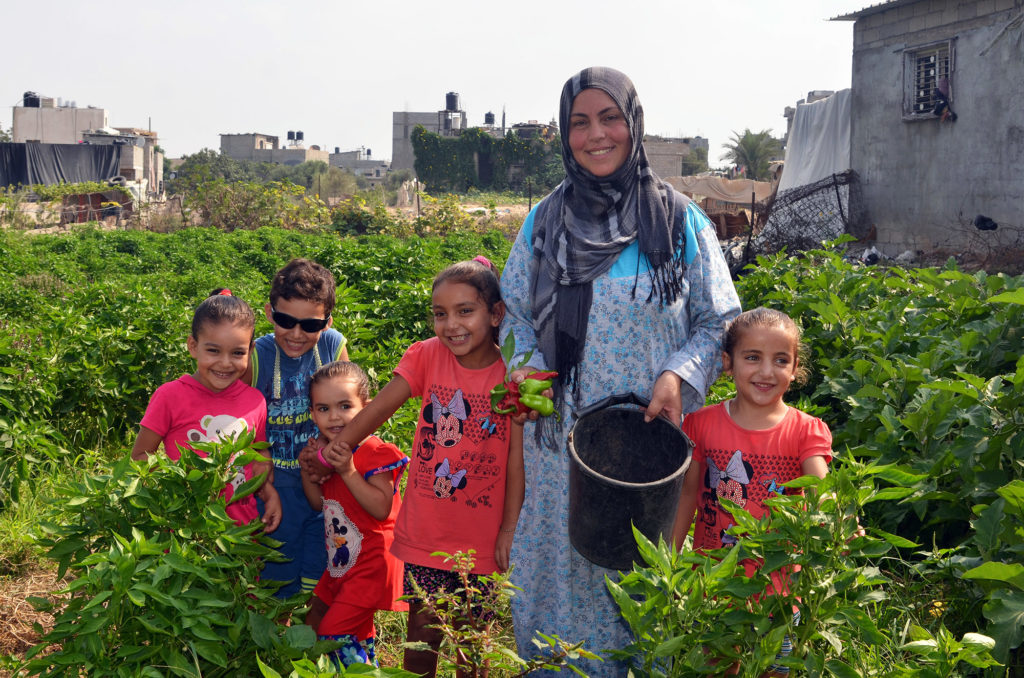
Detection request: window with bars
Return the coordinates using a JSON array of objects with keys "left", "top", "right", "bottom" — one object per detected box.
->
[{"left": 903, "top": 40, "right": 954, "bottom": 119}]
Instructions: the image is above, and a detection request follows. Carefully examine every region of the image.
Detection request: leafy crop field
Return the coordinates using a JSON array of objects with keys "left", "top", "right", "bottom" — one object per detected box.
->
[{"left": 1, "top": 223, "right": 1024, "bottom": 676}]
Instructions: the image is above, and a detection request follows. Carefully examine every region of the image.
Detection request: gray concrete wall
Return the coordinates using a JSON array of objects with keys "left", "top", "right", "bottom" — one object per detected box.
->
[
  {"left": 259, "top": 148, "right": 329, "bottom": 166},
  {"left": 392, "top": 111, "right": 441, "bottom": 172},
  {"left": 645, "top": 139, "right": 693, "bottom": 180},
  {"left": 849, "top": 0, "right": 1023, "bottom": 251},
  {"left": 13, "top": 106, "right": 107, "bottom": 144},
  {"left": 220, "top": 133, "right": 279, "bottom": 161}
]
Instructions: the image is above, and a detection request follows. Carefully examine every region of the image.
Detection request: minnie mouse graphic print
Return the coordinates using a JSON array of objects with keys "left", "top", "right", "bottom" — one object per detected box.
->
[
  {"left": 392, "top": 337, "right": 511, "bottom": 574},
  {"left": 684, "top": 401, "right": 832, "bottom": 582}
]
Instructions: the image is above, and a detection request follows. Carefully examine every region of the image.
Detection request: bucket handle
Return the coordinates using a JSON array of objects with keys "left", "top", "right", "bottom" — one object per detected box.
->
[{"left": 574, "top": 392, "right": 654, "bottom": 421}]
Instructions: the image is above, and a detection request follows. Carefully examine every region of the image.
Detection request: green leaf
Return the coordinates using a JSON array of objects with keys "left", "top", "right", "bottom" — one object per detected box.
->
[
  {"left": 982, "top": 589, "right": 1024, "bottom": 661},
  {"left": 284, "top": 623, "right": 317, "bottom": 650},
  {"left": 963, "top": 561, "right": 1024, "bottom": 590},
  {"left": 871, "top": 528, "right": 918, "bottom": 548},
  {"left": 190, "top": 639, "right": 228, "bottom": 667},
  {"left": 824, "top": 658, "right": 862, "bottom": 678},
  {"left": 834, "top": 608, "right": 887, "bottom": 644},
  {"left": 990, "top": 289, "right": 1024, "bottom": 305}
]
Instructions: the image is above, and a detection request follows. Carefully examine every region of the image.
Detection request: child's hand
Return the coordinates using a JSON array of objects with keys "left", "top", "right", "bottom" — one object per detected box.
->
[
  {"left": 322, "top": 439, "right": 356, "bottom": 477},
  {"left": 495, "top": 528, "right": 515, "bottom": 571},
  {"left": 299, "top": 438, "right": 333, "bottom": 484},
  {"left": 259, "top": 483, "right": 283, "bottom": 533}
]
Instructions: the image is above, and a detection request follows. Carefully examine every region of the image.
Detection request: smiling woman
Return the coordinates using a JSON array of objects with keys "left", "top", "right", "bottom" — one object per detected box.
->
[{"left": 498, "top": 67, "right": 742, "bottom": 677}]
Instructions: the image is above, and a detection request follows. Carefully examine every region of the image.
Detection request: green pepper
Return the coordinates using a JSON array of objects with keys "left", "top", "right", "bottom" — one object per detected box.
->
[
  {"left": 518, "top": 378, "right": 552, "bottom": 395},
  {"left": 519, "top": 393, "right": 555, "bottom": 417}
]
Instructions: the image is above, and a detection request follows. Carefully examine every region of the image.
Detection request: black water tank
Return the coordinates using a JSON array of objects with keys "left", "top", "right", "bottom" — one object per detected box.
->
[
  {"left": 23, "top": 91, "right": 40, "bottom": 108},
  {"left": 445, "top": 92, "right": 459, "bottom": 111},
  {"left": 485, "top": 111, "right": 495, "bottom": 125},
  {"left": 296, "top": 131, "right": 304, "bottom": 141}
]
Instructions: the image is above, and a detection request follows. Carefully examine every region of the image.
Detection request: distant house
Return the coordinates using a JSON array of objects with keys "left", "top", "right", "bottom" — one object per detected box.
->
[
  {"left": 834, "top": 0, "right": 1024, "bottom": 252},
  {"left": 7, "top": 92, "right": 162, "bottom": 198},
  {"left": 329, "top": 147, "right": 390, "bottom": 187},
  {"left": 220, "top": 133, "right": 329, "bottom": 167},
  {"left": 644, "top": 135, "right": 708, "bottom": 179}
]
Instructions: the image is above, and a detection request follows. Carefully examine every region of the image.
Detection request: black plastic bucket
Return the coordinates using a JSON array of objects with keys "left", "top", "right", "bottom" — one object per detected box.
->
[{"left": 567, "top": 392, "right": 693, "bottom": 570}]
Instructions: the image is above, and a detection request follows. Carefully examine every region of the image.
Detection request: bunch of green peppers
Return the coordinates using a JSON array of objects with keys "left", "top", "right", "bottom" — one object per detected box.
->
[{"left": 490, "top": 371, "right": 558, "bottom": 417}]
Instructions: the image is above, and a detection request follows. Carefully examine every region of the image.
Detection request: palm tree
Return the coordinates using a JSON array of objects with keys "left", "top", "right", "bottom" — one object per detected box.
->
[{"left": 720, "top": 129, "right": 781, "bottom": 181}]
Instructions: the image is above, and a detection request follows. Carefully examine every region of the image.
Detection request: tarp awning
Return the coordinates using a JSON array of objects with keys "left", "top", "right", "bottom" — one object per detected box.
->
[{"left": 664, "top": 175, "right": 773, "bottom": 204}]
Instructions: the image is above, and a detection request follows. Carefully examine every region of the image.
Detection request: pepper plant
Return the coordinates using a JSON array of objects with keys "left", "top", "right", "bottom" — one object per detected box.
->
[
  {"left": 22, "top": 433, "right": 332, "bottom": 676},
  {"left": 607, "top": 461, "right": 998, "bottom": 676}
]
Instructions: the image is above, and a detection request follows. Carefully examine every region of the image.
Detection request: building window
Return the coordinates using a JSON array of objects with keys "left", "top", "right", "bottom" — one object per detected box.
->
[{"left": 903, "top": 40, "right": 954, "bottom": 120}]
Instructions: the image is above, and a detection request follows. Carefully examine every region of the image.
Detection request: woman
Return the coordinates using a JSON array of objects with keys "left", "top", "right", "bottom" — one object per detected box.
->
[{"left": 500, "top": 67, "right": 741, "bottom": 676}]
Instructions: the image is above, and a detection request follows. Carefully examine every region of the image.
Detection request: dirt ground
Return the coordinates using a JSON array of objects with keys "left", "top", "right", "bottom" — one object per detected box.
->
[{"left": 0, "top": 563, "right": 65, "bottom": 676}]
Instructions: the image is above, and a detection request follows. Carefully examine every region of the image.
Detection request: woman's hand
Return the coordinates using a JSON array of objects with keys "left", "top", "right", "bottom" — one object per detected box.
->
[
  {"left": 645, "top": 371, "right": 683, "bottom": 429},
  {"left": 507, "top": 367, "right": 554, "bottom": 425}
]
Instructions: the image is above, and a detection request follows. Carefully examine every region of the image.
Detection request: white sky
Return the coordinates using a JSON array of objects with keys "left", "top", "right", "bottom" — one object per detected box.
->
[{"left": 2, "top": 0, "right": 869, "bottom": 164}]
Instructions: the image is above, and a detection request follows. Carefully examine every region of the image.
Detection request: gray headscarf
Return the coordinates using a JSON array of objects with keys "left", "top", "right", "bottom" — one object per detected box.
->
[{"left": 530, "top": 67, "right": 689, "bottom": 427}]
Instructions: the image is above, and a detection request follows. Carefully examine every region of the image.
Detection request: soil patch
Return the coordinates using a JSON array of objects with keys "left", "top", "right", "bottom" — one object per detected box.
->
[{"left": 0, "top": 563, "right": 65, "bottom": 676}]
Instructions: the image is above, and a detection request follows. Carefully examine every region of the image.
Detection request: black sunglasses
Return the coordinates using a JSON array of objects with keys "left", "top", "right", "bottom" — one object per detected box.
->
[{"left": 271, "top": 308, "right": 330, "bottom": 333}]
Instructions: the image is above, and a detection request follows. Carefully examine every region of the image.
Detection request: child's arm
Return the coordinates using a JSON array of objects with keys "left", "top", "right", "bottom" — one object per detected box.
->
[
  {"left": 320, "top": 439, "right": 396, "bottom": 521},
  {"left": 130, "top": 426, "right": 163, "bottom": 461},
  {"left": 301, "top": 439, "right": 327, "bottom": 512},
  {"left": 298, "top": 375, "right": 413, "bottom": 475},
  {"left": 258, "top": 481, "right": 282, "bottom": 532},
  {"left": 671, "top": 461, "right": 702, "bottom": 550},
  {"left": 801, "top": 455, "right": 829, "bottom": 479},
  {"left": 495, "top": 422, "right": 525, "bottom": 571}
]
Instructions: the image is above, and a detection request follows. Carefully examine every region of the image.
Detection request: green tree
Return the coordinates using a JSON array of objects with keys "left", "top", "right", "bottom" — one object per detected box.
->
[
  {"left": 0, "top": 126, "right": 12, "bottom": 143},
  {"left": 167, "top": 149, "right": 274, "bottom": 194},
  {"left": 721, "top": 129, "right": 781, "bottom": 181}
]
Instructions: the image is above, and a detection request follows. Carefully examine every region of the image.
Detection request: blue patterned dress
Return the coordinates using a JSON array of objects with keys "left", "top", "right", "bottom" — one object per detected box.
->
[{"left": 499, "top": 200, "right": 741, "bottom": 677}]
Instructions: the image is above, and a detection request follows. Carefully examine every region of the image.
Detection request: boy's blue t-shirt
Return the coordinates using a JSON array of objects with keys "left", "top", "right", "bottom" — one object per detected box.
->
[{"left": 252, "top": 328, "right": 346, "bottom": 487}]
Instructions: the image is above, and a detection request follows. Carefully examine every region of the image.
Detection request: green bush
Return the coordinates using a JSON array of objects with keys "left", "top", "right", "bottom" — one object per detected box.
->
[
  {"left": 22, "top": 433, "right": 334, "bottom": 676},
  {"left": 610, "top": 462, "right": 998, "bottom": 676}
]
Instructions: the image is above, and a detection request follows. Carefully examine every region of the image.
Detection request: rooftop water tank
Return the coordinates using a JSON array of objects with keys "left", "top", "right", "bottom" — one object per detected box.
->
[{"left": 445, "top": 92, "right": 460, "bottom": 112}]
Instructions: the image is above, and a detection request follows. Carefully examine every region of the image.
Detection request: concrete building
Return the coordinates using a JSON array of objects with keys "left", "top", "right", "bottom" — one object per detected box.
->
[
  {"left": 391, "top": 92, "right": 469, "bottom": 173},
  {"left": 644, "top": 136, "right": 708, "bottom": 178},
  {"left": 834, "top": 0, "right": 1024, "bottom": 252},
  {"left": 329, "top": 147, "right": 390, "bottom": 186},
  {"left": 13, "top": 92, "right": 107, "bottom": 144},
  {"left": 82, "top": 127, "right": 164, "bottom": 197},
  {"left": 510, "top": 121, "right": 556, "bottom": 140},
  {"left": 219, "top": 133, "right": 329, "bottom": 166},
  {"left": 9, "top": 92, "right": 161, "bottom": 197}
]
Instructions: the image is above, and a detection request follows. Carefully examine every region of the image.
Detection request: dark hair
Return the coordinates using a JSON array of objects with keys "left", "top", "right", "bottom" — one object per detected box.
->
[
  {"left": 432, "top": 259, "right": 504, "bottom": 342},
  {"left": 722, "top": 307, "right": 809, "bottom": 385},
  {"left": 309, "top": 360, "right": 371, "bottom": 404},
  {"left": 191, "top": 288, "right": 256, "bottom": 340},
  {"left": 269, "top": 258, "right": 336, "bottom": 317}
]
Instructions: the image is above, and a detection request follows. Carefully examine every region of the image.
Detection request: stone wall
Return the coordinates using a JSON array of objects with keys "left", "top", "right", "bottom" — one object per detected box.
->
[{"left": 848, "top": 0, "right": 1024, "bottom": 252}]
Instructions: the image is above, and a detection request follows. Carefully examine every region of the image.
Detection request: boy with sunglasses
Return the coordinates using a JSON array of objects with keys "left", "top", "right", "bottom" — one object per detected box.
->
[{"left": 246, "top": 258, "right": 350, "bottom": 598}]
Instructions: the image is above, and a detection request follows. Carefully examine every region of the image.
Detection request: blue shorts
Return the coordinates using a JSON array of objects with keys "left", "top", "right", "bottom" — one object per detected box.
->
[
  {"left": 258, "top": 484, "right": 327, "bottom": 598},
  {"left": 767, "top": 609, "right": 799, "bottom": 675}
]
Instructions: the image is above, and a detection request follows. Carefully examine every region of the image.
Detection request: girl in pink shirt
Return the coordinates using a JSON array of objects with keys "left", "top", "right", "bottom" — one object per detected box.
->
[
  {"left": 132, "top": 289, "right": 281, "bottom": 531},
  {"left": 301, "top": 259, "right": 525, "bottom": 677}
]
